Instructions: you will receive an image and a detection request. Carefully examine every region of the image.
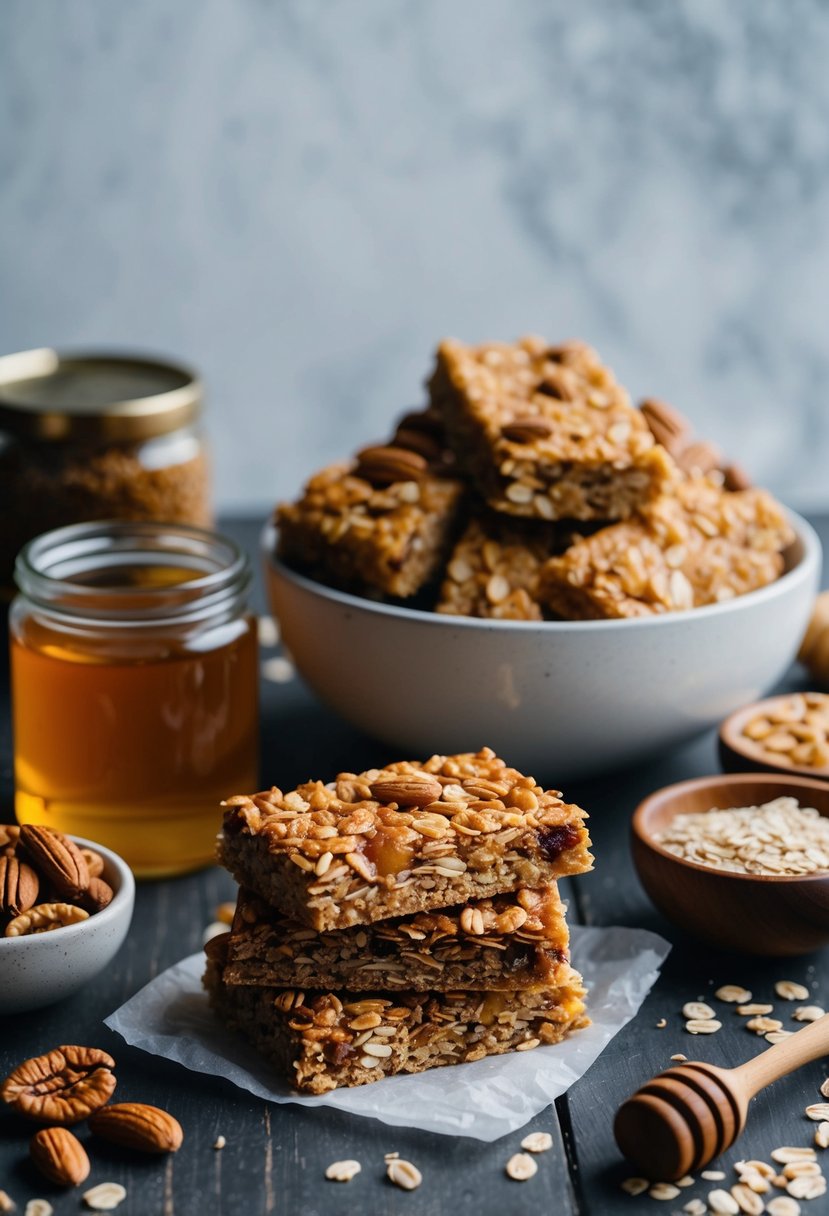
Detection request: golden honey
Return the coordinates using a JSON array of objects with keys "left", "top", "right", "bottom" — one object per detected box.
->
[{"left": 10, "top": 523, "right": 258, "bottom": 877}]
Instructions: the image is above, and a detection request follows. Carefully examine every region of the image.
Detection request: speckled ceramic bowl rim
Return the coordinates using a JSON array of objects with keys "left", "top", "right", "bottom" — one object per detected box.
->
[
  {"left": 720, "top": 694, "right": 829, "bottom": 780},
  {"left": 633, "top": 772, "right": 829, "bottom": 885},
  {"left": 262, "top": 507, "right": 820, "bottom": 632},
  {"left": 0, "top": 834, "right": 135, "bottom": 951}
]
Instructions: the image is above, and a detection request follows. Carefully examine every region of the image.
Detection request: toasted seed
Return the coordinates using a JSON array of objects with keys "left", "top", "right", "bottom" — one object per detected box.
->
[
  {"left": 715, "top": 985, "right": 753, "bottom": 1003},
  {"left": 707, "top": 1189, "right": 739, "bottom": 1214},
  {"left": 729, "top": 1181, "right": 763, "bottom": 1211},
  {"left": 82, "top": 1183, "right": 127, "bottom": 1211},
  {"left": 362, "top": 1042, "right": 392, "bottom": 1058},
  {"left": 736, "top": 1004, "right": 774, "bottom": 1016},
  {"left": 682, "top": 1001, "right": 716, "bottom": 1020},
  {"left": 815, "top": 1122, "right": 829, "bottom": 1149},
  {"left": 775, "top": 981, "right": 810, "bottom": 1001},
  {"left": 521, "top": 1132, "right": 553, "bottom": 1153},
  {"left": 506, "top": 1153, "right": 537, "bottom": 1181},
  {"left": 686, "top": 1018, "right": 722, "bottom": 1034},
  {"left": 805, "top": 1103, "right": 829, "bottom": 1121},
  {"left": 771, "top": 1147, "right": 816, "bottom": 1164},
  {"left": 649, "top": 1182, "right": 680, "bottom": 1200},
  {"left": 325, "top": 1159, "right": 361, "bottom": 1182},
  {"left": 702, "top": 1171, "right": 726, "bottom": 1180},
  {"left": 387, "top": 1159, "right": 422, "bottom": 1190},
  {"left": 516, "top": 1038, "right": 541, "bottom": 1052},
  {"left": 620, "top": 1177, "right": 648, "bottom": 1196},
  {"left": 793, "top": 1006, "right": 825, "bottom": 1022}
]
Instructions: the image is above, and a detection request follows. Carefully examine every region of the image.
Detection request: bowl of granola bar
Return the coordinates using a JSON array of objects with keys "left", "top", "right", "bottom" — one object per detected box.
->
[{"left": 265, "top": 336, "right": 820, "bottom": 781}]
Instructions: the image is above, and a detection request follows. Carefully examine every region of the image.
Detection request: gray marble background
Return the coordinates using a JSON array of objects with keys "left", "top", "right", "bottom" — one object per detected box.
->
[{"left": 2, "top": 0, "right": 828, "bottom": 511}]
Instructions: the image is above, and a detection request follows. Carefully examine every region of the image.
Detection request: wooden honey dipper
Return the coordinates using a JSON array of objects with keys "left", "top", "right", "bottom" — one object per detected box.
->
[{"left": 614, "top": 1013, "right": 829, "bottom": 1181}]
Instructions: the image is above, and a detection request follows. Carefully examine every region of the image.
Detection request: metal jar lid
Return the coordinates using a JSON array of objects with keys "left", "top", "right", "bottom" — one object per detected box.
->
[{"left": 0, "top": 348, "right": 202, "bottom": 442}]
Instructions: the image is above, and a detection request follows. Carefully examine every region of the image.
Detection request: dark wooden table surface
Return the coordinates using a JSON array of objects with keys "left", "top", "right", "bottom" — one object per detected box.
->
[{"left": 1, "top": 516, "right": 827, "bottom": 1216}]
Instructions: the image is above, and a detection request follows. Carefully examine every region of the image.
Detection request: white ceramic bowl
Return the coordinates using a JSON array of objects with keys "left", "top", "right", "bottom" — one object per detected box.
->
[
  {"left": 0, "top": 835, "right": 135, "bottom": 1014},
  {"left": 264, "top": 513, "right": 821, "bottom": 782}
]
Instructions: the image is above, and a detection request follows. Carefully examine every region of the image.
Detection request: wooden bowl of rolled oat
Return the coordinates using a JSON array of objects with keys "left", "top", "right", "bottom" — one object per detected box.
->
[
  {"left": 719, "top": 692, "right": 829, "bottom": 781},
  {"left": 632, "top": 774, "right": 829, "bottom": 956}
]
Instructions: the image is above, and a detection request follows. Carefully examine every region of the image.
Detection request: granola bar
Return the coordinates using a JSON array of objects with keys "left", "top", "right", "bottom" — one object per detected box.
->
[
  {"left": 428, "top": 335, "right": 676, "bottom": 521},
  {"left": 539, "top": 478, "right": 794, "bottom": 620},
  {"left": 205, "top": 937, "right": 588, "bottom": 1094},
  {"left": 218, "top": 748, "right": 593, "bottom": 931},
  {"left": 222, "top": 885, "right": 571, "bottom": 992},
  {"left": 436, "top": 514, "right": 590, "bottom": 621},
  {"left": 277, "top": 457, "right": 464, "bottom": 599}
]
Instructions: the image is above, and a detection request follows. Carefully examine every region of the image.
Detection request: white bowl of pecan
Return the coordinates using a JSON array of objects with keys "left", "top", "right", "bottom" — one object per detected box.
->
[
  {"left": 0, "top": 826, "right": 135, "bottom": 1014},
  {"left": 265, "top": 512, "right": 820, "bottom": 782}
]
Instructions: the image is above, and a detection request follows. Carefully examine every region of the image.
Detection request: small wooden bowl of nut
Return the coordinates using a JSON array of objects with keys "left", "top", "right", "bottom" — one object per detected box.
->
[
  {"left": 719, "top": 691, "right": 829, "bottom": 780},
  {"left": 0, "top": 825, "right": 135, "bottom": 1013},
  {"left": 632, "top": 773, "right": 829, "bottom": 956}
]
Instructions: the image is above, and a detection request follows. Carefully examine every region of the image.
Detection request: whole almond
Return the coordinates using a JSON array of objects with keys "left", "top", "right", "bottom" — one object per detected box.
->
[
  {"left": 676, "top": 440, "right": 723, "bottom": 476},
  {"left": 369, "top": 775, "right": 443, "bottom": 807},
  {"left": 19, "top": 827, "right": 89, "bottom": 901},
  {"left": 0, "top": 855, "right": 39, "bottom": 917},
  {"left": 501, "top": 418, "right": 553, "bottom": 443},
  {"left": 30, "top": 1127, "right": 90, "bottom": 1186},
  {"left": 81, "top": 877, "right": 114, "bottom": 914},
  {"left": 724, "top": 462, "right": 752, "bottom": 491},
  {"left": 640, "top": 398, "right": 692, "bottom": 453},
  {"left": 354, "top": 445, "right": 428, "bottom": 487},
  {"left": 89, "top": 1103, "right": 183, "bottom": 1154}
]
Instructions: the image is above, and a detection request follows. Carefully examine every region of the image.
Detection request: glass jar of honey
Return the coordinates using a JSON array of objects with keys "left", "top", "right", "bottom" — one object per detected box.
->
[{"left": 9, "top": 522, "right": 259, "bottom": 878}]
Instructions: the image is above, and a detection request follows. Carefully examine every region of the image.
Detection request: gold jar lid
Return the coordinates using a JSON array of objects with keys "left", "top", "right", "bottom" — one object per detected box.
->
[{"left": 0, "top": 348, "right": 202, "bottom": 441}]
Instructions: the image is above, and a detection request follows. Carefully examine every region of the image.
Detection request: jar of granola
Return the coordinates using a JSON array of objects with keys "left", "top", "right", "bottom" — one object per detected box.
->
[{"left": 0, "top": 348, "right": 212, "bottom": 586}]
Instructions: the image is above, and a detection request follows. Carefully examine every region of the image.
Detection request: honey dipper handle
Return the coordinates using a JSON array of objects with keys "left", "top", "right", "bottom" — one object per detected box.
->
[{"left": 734, "top": 1012, "right": 829, "bottom": 1097}]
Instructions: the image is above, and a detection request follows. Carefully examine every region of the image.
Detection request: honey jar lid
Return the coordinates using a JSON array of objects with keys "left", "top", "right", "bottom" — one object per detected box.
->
[{"left": 0, "top": 348, "right": 202, "bottom": 441}]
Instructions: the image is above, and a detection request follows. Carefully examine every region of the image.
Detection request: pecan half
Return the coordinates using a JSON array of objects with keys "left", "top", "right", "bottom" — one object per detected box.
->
[
  {"left": 89, "top": 1103, "right": 183, "bottom": 1153},
  {"left": 0, "top": 825, "right": 20, "bottom": 856},
  {"left": 0, "top": 855, "right": 39, "bottom": 918},
  {"left": 354, "top": 445, "right": 428, "bottom": 487},
  {"left": 640, "top": 398, "right": 692, "bottom": 454},
  {"left": 676, "top": 439, "right": 723, "bottom": 477},
  {"left": 368, "top": 775, "right": 443, "bottom": 807},
  {"left": 1, "top": 1046, "right": 116, "bottom": 1124},
  {"left": 19, "top": 826, "right": 89, "bottom": 901},
  {"left": 501, "top": 419, "right": 553, "bottom": 443},
  {"left": 80, "top": 848, "right": 105, "bottom": 880},
  {"left": 30, "top": 1126, "right": 90, "bottom": 1186},
  {"left": 724, "top": 462, "right": 752, "bottom": 491},
  {"left": 4, "top": 902, "right": 88, "bottom": 937}
]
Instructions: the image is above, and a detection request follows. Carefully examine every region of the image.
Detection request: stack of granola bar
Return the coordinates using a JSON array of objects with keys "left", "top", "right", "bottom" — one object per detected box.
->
[
  {"left": 276, "top": 335, "right": 795, "bottom": 619},
  {"left": 206, "top": 748, "right": 593, "bottom": 1094}
]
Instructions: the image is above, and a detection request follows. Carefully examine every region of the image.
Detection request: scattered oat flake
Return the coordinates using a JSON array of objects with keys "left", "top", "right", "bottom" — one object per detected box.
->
[
  {"left": 671, "top": 1053, "right": 688, "bottom": 1062},
  {"left": 325, "top": 1159, "right": 361, "bottom": 1183},
  {"left": 716, "top": 985, "right": 753, "bottom": 1003},
  {"left": 745, "top": 1016, "right": 782, "bottom": 1034},
  {"left": 775, "top": 981, "right": 810, "bottom": 1001},
  {"left": 676, "top": 1174, "right": 694, "bottom": 1187},
  {"left": 686, "top": 1018, "right": 722, "bottom": 1034},
  {"left": 384, "top": 1152, "right": 400, "bottom": 1161},
  {"left": 707, "top": 1189, "right": 739, "bottom": 1214},
  {"left": 793, "top": 1005, "right": 825, "bottom": 1021},
  {"left": 213, "top": 1135, "right": 226, "bottom": 1150},
  {"left": 736, "top": 1004, "right": 774, "bottom": 1016},
  {"left": 821, "top": 1077, "right": 829, "bottom": 1098},
  {"left": 702, "top": 1170, "right": 726, "bottom": 1180},
  {"left": 771, "top": 1147, "right": 816, "bottom": 1164},
  {"left": 24, "top": 1205, "right": 51, "bottom": 1216},
  {"left": 766, "top": 1031, "right": 794, "bottom": 1044},
  {"left": 766, "top": 1198, "right": 801, "bottom": 1216},
  {"left": 782, "top": 1162, "right": 821, "bottom": 1179},
  {"left": 521, "top": 1131, "right": 553, "bottom": 1153},
  {"left": 656, "top": 1017, "right": 667, "bottom": 1028},
  {"left": 786, "top": 1174, "right": 827, "bottom": 1199},
  {"left": 815, "top": 1122, "right": 829, "bottom": 1149},
  {"left": 730, "top": 1182, "right": 765, "bottom": 1214},
  {"left": 82, "top": 1184, "right": 127, "bottom": 1212},
  {"left": 257, "top": 615, "right": 279, "bottom": 648},
  {"left": 683, "top": 1001, "right": 716, "bottom": 1020},
  {"left": 620, "top": 1177, "right": 648, "bottom": 1195},
  {"left": 805, "top": 1102, "right": 829, "bottom": 1121},
  {"left": 262, "top": 656, "right": 295, "bottom": 683},
  {"left": 387, "top": 1159, "right": 422, "bottom": 1191},
  {"left": 505, "top": 1153, "right": 537, "bottom": 1181},
  {"left": 683, "top": 1201, "right": 706, "bottom": 1216},
  {"left": 648, "top": 1182, "right": 680, "bottom": 1200},
  {"left": 0, "top": 1194, "right": 15, "bottom": 1214}
]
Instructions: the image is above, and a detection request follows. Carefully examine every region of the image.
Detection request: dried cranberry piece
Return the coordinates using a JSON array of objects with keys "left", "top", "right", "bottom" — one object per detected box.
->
[{"left": 536, "top": 823, "right": 580, "bottom": 860}]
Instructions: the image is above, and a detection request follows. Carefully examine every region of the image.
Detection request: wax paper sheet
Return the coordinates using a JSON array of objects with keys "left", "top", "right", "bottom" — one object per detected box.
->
[{"left": 105, "top": 924, "right": 669, "bottom": 1141}]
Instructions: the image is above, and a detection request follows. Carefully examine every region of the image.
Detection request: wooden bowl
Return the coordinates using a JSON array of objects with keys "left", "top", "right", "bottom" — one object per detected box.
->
[
  {"left": 719, "top": 694, "right": 829, "bottom": 781},
  {"left": 632, "top": 774, "right": 829, "bottom": 956}
]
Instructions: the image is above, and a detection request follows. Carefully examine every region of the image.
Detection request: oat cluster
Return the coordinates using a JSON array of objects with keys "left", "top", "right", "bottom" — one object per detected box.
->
[{"left": 655, "top": 797, "right": 829, "bottom": 876}]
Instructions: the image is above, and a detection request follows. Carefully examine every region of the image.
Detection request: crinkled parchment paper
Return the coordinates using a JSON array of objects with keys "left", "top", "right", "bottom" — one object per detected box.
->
[{"left": 106, "top": 924, "right": 668, "bottom": 1141}]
